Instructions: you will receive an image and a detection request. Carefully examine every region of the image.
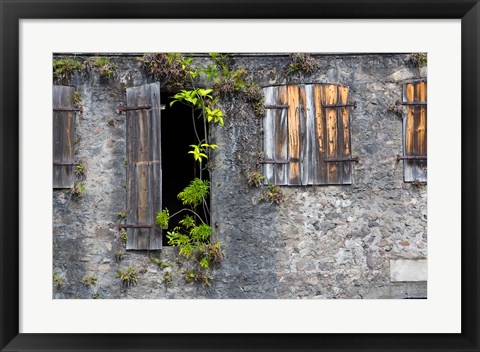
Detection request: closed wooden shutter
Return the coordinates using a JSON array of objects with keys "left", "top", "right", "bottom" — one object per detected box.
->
[
  {"left": 263, "top": 84, "right": 354, "bottom": 185},
  {"left": 402, "top": 80, "right": 427, "bottom": 183},
  {"left": 125, "top": 82, "right": 162, "bottom": 250},
  {"left": 53, "top": 85, "right": 76, "bottom": 188}
]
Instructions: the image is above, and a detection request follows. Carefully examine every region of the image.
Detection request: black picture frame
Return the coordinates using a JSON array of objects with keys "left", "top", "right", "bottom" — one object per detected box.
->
[{"left": 1, "top": 1, "right": 478, "bottom": 351}]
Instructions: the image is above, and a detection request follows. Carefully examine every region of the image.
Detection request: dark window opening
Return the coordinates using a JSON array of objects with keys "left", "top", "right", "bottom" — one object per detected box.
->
[{"left": 161, "top": 92, "right": 209, "bottom": 246}]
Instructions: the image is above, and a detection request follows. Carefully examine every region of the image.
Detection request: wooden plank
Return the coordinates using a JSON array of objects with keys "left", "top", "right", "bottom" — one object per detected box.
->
[
  {"left": 135, "top": 163, "right": 153, "bottom": 250},
  {"left": 303, "top": 84, "right": 316, "bottom": 186},
  {"left": 274, "top": 86, "right": 289, "bottom": 185},
  {"left": 287, "top": 85, "right": 301, "bottom": 185},
  {"left": 126, "top": 82, "right": 162, "bottom": 250},
  {"left": 263, "top": 87, "right": 276, "bottom": 184},
  {"left": 415, "top": 81, "right": 427, "bottom": 182},
  {"left": 298, "top": 85, "right": 309, "bottom": 185},
  {"left": 125, "top": 86, "right": 138, "bottom": 250},
  {"left": 53, "top": 85, "right": 75, "bottom": 188},
  {"left": 403, "top": 83, "right": 415, "bottom": 182},
  {"left": 338, "top": 85, "right": 352, "bottom": 184},
  {"left": 147, "top": 82, "right": 163, "bottom": 249},
  {"left": 313, "top": 84, "right": 327, "bottom": 184},
  {"left": 324, "top": 84, "right": 339, "bottom": 184}
]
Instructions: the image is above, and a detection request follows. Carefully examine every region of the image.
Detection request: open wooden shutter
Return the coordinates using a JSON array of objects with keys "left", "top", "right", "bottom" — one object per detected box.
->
[
  {"left": 402, "top": 80, "right": 427, "bottom": 183},
  {"left": 53, "top": 85, "right": 76, "bottom": 188},
  {"left": 125, "top": 82, "right": 162, "bottom": 250},
  {"left": 263, "top": 84, "right": 354, "bottom": 186}
]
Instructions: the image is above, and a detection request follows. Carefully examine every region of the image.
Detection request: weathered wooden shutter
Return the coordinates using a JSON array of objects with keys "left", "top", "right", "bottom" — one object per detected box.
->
[
  {"left": 402, "top": 80, "right": 427, "bottom": 183},
  {"left": 125, "top": 82, "right": 162, "bottom": 250},
  {"left": 263, "top": 84, "right": 354, "bottom": 185},
  {"left": 53, "top": 85, "right": 76, "bottom": 188}
]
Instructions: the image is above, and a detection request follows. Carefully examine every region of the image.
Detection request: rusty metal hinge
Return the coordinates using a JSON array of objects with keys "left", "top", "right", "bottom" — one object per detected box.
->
[
  {"left": 119, "top": 223, "right": 155, "bottom": 229},
  {"left": 397, "top": 155, "right": 427, "bottom": 161},
  {"left": 53, "top": 161, "right": 78, "bottom": 166},
  {"left": 264, "top": 104, "right": 289, "bottom": 109},
  {"left": 116, "top": 105, "right": 165, "bottom": 114},
  {"left": 324, "top": 156, "right": 359, "bottom": 163},
  {"left": 53, "top": 107, "right": 83, "bottom": 113},
  {"left": 323, "top": 101, "right": 357, "bottom": 109},
  {"left": 135, "top": 160, "right": 160, "bottom": 166},
  {"left": 400, "top": 101, "right": 427, "bottom": 106},
  {"left": 260, "top": 159, "right": 289, "bottom": 164}
]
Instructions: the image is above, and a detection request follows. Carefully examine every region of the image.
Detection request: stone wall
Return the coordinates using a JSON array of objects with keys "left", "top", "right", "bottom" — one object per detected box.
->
[{"left": 53, "top": 53, "right": 427, "bottom": 299}]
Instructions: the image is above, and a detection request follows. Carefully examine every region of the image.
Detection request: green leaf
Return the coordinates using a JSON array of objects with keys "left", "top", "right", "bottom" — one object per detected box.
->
[
  {"left": 155, "top": 208, "right": 169, "bottom": 229},
  {"left": 177, "top": 178, "right": 210, "bottom": 207}
]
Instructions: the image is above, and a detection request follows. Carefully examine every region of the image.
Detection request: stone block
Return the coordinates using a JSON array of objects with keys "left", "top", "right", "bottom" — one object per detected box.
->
[{"left": 390, "top": 259, "right": 427, "bottom": 282}]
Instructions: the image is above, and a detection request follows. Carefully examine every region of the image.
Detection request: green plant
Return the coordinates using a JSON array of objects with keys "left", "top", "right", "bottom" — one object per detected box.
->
[
  {"left": 155, "top": 208, "right": 170, "bottom": 229},
  {"left": 259, "top": 184, "right": 284, "bottom": 204},
  {"left": 53, "top": 272, "right": 64, "bottom": 289},
  {"left": 116, "top": 266, "right": 138, "bottom": 287},
  {"left": 177, "top": 178, "right": 210, "bottom": 207},
  {"left": 247, "top": 171, "right": 266, "bottom": 187},
  {"left": 189, "top": 142, "right": 218, "bottom": 164},
  {"left": 75, "top": 162, "right": 86, "bottom": 178},
  {"left": 150, "top": 257, "right": 171, "bottom": 269},
  {"left": 117, "top": 211, "right": 126, "bottom": 220},
  {"left": 73, "top": 91, "right": 82, "bottom": 108},
  {"left": 85, "top": 56, "right": 117, "bottom": 78},
  {"left": 410, "top": 53, "right": 427, "bottom": 67},
  {"left": 53, "top": 57, "right": 83, "bottom": 82},
  {"left": 81, "top": 275, "right": 97, "bottom": 287},
  {"left": 107, "top": 118, "right": 116, "bottom": 127},
  {"left": 162, "top": 271, "right": 173, "bottom": 285},
  {"left": 120, "top": 232, "right": 127, "bottom": 247},
  {"left": 71, "top": 181, "right": 86, "bottom": 198},
  {"left": 244, "top": 82, "right": 266, "bottom": 117},
  {"left": 208, "top": 53, "right": 248, "bottom": 95},
  {"left": 114, "top": 250, "right": 125, "bottom": 262},
  {"left": 139, "top": 53, "right": 193, "bottom": 91},
  {"left": 288, "top": 53, "right": 318, "bottom": 75}
]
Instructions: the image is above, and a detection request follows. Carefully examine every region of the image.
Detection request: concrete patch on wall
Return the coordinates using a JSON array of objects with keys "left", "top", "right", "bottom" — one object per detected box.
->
[{"left": 390, "top": 259, "right": 427, "bottom": 282}]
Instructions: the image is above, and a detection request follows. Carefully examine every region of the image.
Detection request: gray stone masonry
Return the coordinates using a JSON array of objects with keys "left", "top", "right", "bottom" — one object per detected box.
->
[{"left": 53, "top": 53, "right": 427, "bottom": 299}]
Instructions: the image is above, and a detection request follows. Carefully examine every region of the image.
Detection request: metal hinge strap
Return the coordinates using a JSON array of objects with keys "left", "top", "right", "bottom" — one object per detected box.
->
[
  {"left": 53, "top": 161, "right": 78, "bottom": 166},
  {"left": 135, "top": 160, "right": 160, "bottom": 166},
  {"left": 53, "top": 107, "right": 83, "bottom": 113},
  {"left": 324, "top": 156, "right": 359, "bottom": 162},
  {"left": 400, "top": 101, "right": 427, "bottom": 106},
  {"left": 323, "top": 101, "right": 357, "bottom": 109},
  {"left": 264, "top": 104, "right": 289, "bottom": 109},
  {"left": 397, "top": 155, "right": 427, "bottom": 161},
  {"left": 117, "top": 105, "right": 166, "bottom": 113},
  {"left": 119, "top": 223, "right": 155, "bottom": 229}
]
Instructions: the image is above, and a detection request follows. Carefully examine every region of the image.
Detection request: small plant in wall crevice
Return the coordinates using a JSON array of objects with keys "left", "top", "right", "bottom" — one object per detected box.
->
[
  {"left": 81, "top": 275, "right": 98, "bottom": 287},
  {"left": 287, "top": 53, "right": 319, "bottom": 75},
  {"left": 71, "top": 181, "right": 86, "bottom": 198},
  {"left": 259, "top": 184, "right": 285, "bottom": 205},
  {"left": 116, "top": 266, "right": 138, "bottom": 287}
]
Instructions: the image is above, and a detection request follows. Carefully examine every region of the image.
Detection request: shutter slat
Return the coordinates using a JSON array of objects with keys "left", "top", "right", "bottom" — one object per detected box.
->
[
  {"left": 338, "top": 85, "right": 352, "bottom": 184},
  {"left": 403, "top": 83, "right": 415, "bottom": 182},
  {"left": 126, "top": 82, "right": 162, "bottom": 250},
  {"left": 324, "top": 84, "right": 339, "bottom": 184},
  {"left": 263, "top": 87, "right": 276, "bottom": 184},
  {"left": 274, "top": 86, "right": 289, "bottom": 185},
  {"left": 299, "top": 85, "right": 310, "bottom": 185},
  {"left": 53, "top": 85, "right": 75, "bottom": 188},
  {"left": 287, "top": 85, "right": 301, "bottom": 185},
  {"left": 313, "top": 84, "right": 327, "bottom": 184},
  {"left": 415, "top": 81, "right": 427, "bottom": 182},
  {"left": 304, "top": 84, "right": 316, "bottom": 186}
]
